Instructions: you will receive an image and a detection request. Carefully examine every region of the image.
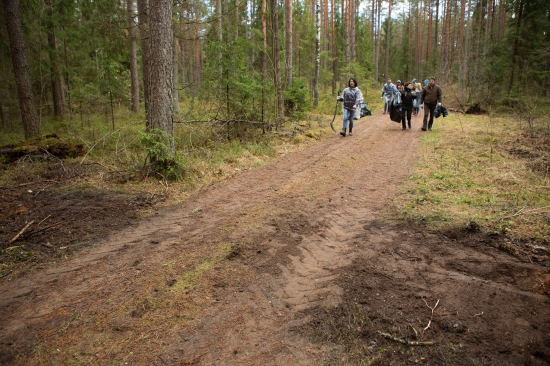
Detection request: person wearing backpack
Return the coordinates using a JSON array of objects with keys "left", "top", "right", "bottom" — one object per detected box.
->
[{"left": 337, "top": 78, "right": 363, "bottom": 136}]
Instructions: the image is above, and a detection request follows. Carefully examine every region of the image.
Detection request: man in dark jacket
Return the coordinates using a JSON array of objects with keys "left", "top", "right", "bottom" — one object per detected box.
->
[{"left": 420, "top": 77, "right": 442, "bottom": 131}]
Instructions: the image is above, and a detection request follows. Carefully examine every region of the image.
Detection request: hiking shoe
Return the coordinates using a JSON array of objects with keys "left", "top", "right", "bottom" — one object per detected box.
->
[
  {"left": 340, "top": 130, "right": 346, "bottom": 137},
  {"left": 428, "top": 128, "right": 432, "bottom": 131},
  {"left": 349, "top": 132, "right": 353, "bottom": 136},
  {"left": 421, "top": 127, "right": 427, "bottom": 131}
]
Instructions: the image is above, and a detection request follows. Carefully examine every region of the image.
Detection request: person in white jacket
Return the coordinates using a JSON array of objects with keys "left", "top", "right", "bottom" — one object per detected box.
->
[
  {"left": 337, "top": 78, "right": 363, "bottom": 136},
  {"left": 381, "top": 78, "right": 395, "bottom": 114}
]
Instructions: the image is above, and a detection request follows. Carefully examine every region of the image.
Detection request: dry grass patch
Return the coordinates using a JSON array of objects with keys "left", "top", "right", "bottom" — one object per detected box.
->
[{"left": 391, "top": 112, "right": 550, "bottom": 247}]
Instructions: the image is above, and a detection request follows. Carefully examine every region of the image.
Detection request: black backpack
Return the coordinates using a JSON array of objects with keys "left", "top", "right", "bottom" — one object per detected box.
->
[{"left": 360, "top": 102, "right": 371, "bottom": 117}]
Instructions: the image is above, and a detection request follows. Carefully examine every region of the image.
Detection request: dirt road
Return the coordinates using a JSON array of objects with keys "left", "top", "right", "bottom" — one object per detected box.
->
[{"left": 1, "top": 114, "right": 549, "bottom": 365}]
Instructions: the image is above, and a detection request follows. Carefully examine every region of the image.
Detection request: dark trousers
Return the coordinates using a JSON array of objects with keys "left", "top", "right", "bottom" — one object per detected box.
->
[
  {"left": 423, "top": 104, "right": 437, "bottom": 129},
  {"left": 401, "top": 108, "right": 412, "bottom": 129}
]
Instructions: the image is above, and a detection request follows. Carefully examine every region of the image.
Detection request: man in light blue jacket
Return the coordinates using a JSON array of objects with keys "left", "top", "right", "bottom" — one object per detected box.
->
[{"left": 382, "top": 78, "right": 395, "bottom": 114}]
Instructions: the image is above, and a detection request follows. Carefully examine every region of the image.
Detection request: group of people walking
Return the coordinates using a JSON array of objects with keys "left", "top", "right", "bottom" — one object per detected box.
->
[
  {"left": 383, "top": 77, "right": 443, "bottom": 131},
  {"left": 335, "top": 76, "right": 442, "bottom": 137}
]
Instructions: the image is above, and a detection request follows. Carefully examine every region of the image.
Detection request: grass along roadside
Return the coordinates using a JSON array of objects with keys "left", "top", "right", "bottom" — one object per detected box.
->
[{"left": 390, "top": 112, "right": 550, "bottom": 251}]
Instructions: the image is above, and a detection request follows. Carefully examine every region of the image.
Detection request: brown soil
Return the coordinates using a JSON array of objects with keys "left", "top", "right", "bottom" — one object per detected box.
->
[{"left": 1, "top": 114, "right": 549, "bottom": 365}]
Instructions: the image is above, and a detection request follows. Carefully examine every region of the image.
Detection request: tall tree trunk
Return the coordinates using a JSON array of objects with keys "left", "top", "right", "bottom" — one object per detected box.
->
[
  {"left": 261, "top": 0, "right": 267, "bottom": 121},
  {"left": 137, "top": 0, "right": 151, "bottom": 117},
  {"left": 384, "top": 0, "right": 392, "bottom": 78},
  {"left": 285, "top": 0, "right": 293, "bottom": 89},
  {"left": 193, "top": 8, "right": 202, "bottom": 94},
  {"left": 331, "top": 0, "right": 337, "bottom": 91},
  {"left": 434, "top": 0, "right": 439, "bottom": 59},
  {"left": 441, "top": 0, "right": 451, "bottom": 83},
  {"left": 497, "top": 0, "right": 506, "bottom": 40},
  {"left": 375, "top": 0, "right": 381, "bottom": 81},
  {"left": 44, "top": 0, "right": 64, "bottom": 117},
  {"left": 508, "top": 0, "right": 523, "bottom": 93},
  {"left": 271, "top": 0, "right": 284, "bottom": 117},
  {"left": 322, "top": 0, "right": 328, "bottom": 69},
  {"left": 127, "top": 0, "right": 140, "bottom": 113},
  {"left": 314, "top": 0, "right": 320, "bottom": 106},
  {"left": 543, "top": 11, "right": 550, "bottom": 97},
  {"left": 457, "top": 0, "right": 465, "bottom": 66},
  {"left": 3, "top": 0, "right": 40, "bottom": 138},
  {"left": 262, "top": 0, "right": 267, "bottom": 79},
  {"left": 485, "top": 0, "right": 493, "bottom": 41},
  {"left": 178, "top": 3, "right": 188, "bottom": 89},
  {"left": 173, "top": 37, "right": 180, "bottom": 118},
  {"left": 235, "top": 0, "right": 239, "bottom": 40},
  {"left": 346, "top": 0, "right": 351, "bottom": 63},
  {"left": 146, "top": 0, "right": 174, "bottom": 153},
  {"left": 349, "top": 0, "right": 358, "bottom": 61},
  {"left": 474, "top": 0, "right": 483, "bottom": 84},
  {"left": 461, "top": 0, "right": 471, "bottom": 91},
  {"left": 217, "top": 0, "right": 223, "bottom": 85},
  {"left": 427, "top": 0, "right": 432, "bottom": 61},
  {"left": 370, "top": 0, "right": 376, "bottom": 45}
]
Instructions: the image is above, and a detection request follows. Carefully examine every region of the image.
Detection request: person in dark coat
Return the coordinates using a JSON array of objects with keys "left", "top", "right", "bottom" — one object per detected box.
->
[
  {"left": 399, "top": 82, "right": 418, "bottom": 130},
  {"left": 420, "top": 77, "right": 443, "bottom": 131}
]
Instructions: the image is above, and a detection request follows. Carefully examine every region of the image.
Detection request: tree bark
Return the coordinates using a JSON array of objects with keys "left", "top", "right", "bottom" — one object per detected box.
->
[
  {"left": 331, "top": 0, "right": 337, "bottom": 92},
  {"left": 375, "top": 0, "right": 381, "bottom": 81},
  {"left": 350, "top": 0, "right": 356, "bottom": 62},
  {"left": 284, "top": 0, "right": 293, "bottom": 89},
  {"left": 261, "top": 0, "right": 267, "bottom": 121},
  {"left": 384, "top": 0, "right": 392, "bottom": 79},
  {"left": 137, "top": 0, "right": 151, "bottom": 117},
  {"left": 173, "top": 36, "right": 180, "bottom": 118},
  {"left": 193, "top": 6, "right": 202, "bottom": 95},
  {"left": 127, "top": 0, "right": 140, "bottom": 113},
  {"left": 272, "top": 0, "right": 284, "bottom": 117},
  {"left": 3, "top": 0, "right": 40, "bottom": 138},
  {"left": 44, "top": 0, "right": 64, "bottom": 117},
  {"left": 427, "top": 0, "right": 432, "bottom": 61},
  {"left": 474, "top": 0, "right": 483, "bottom": 84},
  {"left": 434, "top": 0, "right": 439, "bottom": 58},
  {"left": 146, "top": 0, "right": 174, "bottom": 152},
  {"left": 314, "top": 0, "right": 320, "bottom": 106},
  {"left": 508, "top": 0, "right": 523, "bottom": 93},
  {"left": 217, "top": 0, "right": 223, "bottom": 85}
]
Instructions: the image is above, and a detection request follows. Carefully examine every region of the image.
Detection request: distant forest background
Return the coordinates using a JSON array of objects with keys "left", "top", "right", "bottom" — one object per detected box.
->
[{"left": 1, "top": 0, "right": 549, "bottom": 141}]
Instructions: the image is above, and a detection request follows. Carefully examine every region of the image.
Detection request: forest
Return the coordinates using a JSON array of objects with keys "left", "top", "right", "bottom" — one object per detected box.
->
[
  {"left": 1, "top": 0, "right": 550, "bottom": 364},
  {"left": 1, "top": 0, "right": 549, "bottom": 146}
]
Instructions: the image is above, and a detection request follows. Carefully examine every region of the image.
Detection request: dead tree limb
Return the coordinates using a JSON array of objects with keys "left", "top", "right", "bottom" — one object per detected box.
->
[
  {"left": 9, "top": 220, "right": 35, "bottom": 244},
  {"left": 377, "top": 331, "right": 435, "bottom": 346},
  {"left": 422, "top": 299, "right": 440, "bottom": 336}
]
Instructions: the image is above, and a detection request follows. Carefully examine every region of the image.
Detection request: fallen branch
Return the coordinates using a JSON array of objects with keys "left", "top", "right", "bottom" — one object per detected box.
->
[
  {"left": 9, "top": 220, "right": 34, "bottom": 244},
  {"left": 422, "top": 299, "right": 440, "bottom": 336},
  {"left": 500, "top": 206, "right": 550, "bottom": 220},
  {"left": 36, "top": 215, "right": 51, "bottom": 227},
  {"left": 27, "top": 222, "right": 62, "bottom": 236},
  {"left": 377, "top": 331, "right": 435, "bottom": 346}
]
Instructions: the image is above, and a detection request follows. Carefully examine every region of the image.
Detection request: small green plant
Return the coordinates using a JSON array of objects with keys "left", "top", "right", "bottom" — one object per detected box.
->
[
  {"left": 139, "top": 129, "right": 188, "bottom": 180},
  {"left": 283, "top": 78, "right": 312, "bottom": 120}
]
